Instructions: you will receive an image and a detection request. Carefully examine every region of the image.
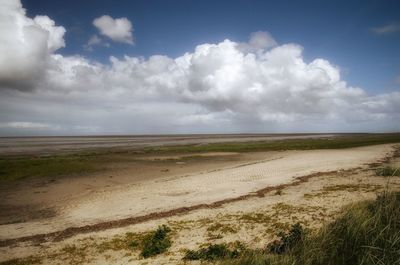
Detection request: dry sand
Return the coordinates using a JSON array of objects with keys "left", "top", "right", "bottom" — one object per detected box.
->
[{"left": 0, "top": 143, "right": 399, "bottom": 264}]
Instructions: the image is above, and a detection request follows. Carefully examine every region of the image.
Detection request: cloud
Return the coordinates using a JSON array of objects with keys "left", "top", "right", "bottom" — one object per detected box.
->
[
  {"left": 84, "top": 34, "right": 110, "bottom": 51},
  {"left": 371, "top": 23, "right": 400, "bottom": 35},
  {"left": 87, "top": 35, "right": 103, "bottom": 46},
  {"left": 33, "top": 15, "right": 66, "bottom": 51},
  {"left": 0, "top": 0, "right": 399, "bottom": 135},
  {"left": 238, "top": 31, "right": 277, "bottom": 52},
  {"left": 93, "top": 15, "right": 133, "bottom": 44},
  {"left": 0, "top": 0, "right": 65, "bottom": 91},
  {"left": 0, "top": 122, "right": 54, "bottom": 129}
]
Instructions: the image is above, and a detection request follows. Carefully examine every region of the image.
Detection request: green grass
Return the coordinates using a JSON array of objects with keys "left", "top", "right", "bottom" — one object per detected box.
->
[
  {"left": 143, "top": 133, "right": 400, "bottom": 154},
  {"left": 1, "top": 133, "right": 399, "bottom": 182},
  {"left": 184, "top": 242, "right": 245, "bottom": 261},
  {"left": 0, "top": 154, "right": 102, "bottom": 182},
  {"left": 267, "top": 223, "right": 305, "bottom": 254},
  {"left": 137, "top": 225, "right": 172, "bottom": 258},
  {"left": 95, "top": 232, "right": 142, "bottom": 253},
  {"left": 218, "top": 191, "right": 400, "bottom": 265},
  {"left": 207, "top": 222, "right": 239, "bottom": 234},
  {"left": 376, "top": 166, "right": 400, "bottom": 176}
]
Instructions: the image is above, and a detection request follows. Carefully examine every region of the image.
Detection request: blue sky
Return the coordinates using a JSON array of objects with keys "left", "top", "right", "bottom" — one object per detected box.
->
[
  {"left": 23, "top": 0, "right": 400, "bottom": 94},
  {"left": 0, "top": 0, "right": 399, "bottom": 135}
]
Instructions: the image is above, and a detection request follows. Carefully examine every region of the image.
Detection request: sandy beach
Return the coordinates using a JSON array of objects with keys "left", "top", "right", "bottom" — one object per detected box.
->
[{"left": 1, "top": 141, "right": 399, "bottom": 264}]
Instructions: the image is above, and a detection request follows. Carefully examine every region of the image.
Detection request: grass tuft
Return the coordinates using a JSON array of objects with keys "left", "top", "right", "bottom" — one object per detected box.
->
[
  {"left": 138, "top": 225, "right": 172, "bottom": 258},
  {"left": 267, "top": 223, "right": 305, "bottom": 254},
  {"left": 375, "top": 166, "right": 400, "bottom": 176}
]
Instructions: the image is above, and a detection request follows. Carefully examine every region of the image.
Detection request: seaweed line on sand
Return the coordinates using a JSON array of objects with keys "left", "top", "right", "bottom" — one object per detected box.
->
[
  {"left": 1, "top": 145, "right": 397, "bottom": 247},
  {"left": 0, "top": 168, "right": 358, "bottom": 248}
]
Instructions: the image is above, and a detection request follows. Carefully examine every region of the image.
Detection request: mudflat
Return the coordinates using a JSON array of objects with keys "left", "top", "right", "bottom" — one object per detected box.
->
[{"left": 0, "top": 133, "right": 337, "bottom": 155}]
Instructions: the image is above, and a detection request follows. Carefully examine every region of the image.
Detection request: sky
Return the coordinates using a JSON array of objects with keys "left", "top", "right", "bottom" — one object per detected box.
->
[{"left": 0, "top": 0, "right": 399, "bottom": 136}]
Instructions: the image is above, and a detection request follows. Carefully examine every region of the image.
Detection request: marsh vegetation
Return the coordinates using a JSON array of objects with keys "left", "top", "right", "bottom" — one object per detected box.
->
[{"left": 1, "top": 133, "right": 400, "bottom": 182}]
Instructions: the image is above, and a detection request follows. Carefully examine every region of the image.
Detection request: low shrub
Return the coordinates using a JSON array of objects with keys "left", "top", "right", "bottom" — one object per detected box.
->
[{"left": 134, "top": 225, "right": 172, "bottom": 258}]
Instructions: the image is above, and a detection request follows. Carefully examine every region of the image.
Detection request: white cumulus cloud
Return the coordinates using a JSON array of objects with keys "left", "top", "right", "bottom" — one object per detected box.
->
[
  {"left": 93, "top": 15, "right": 133, "bottom": 44},
  {"left": 33, "top": 15, "right": 66, "bottom": 51},
  {"left": 0, "top": 0, "right": 399, "bottom": 135},
  {"left": 0, "top": 0, "right": 65, "bottom": 91}
]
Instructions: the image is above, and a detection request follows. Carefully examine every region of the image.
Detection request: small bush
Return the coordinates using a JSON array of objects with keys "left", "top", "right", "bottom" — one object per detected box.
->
[
  {"left": 137, "top": 225, "right": 172, "bottom": 258},
  {"left": 267, "top": 222, "right": 304, "bottom": 254}
]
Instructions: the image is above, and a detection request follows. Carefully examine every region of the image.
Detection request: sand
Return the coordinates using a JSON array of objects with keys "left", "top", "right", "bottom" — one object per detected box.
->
[
  {"left": 0, "top": 143, "right": 399, "bottom": 264},
  {"left": 0, "top": 144, "right": 394, "bottom": 240},
  {"left": 0, "top": 145, "right": 400, "bottom": 265}
]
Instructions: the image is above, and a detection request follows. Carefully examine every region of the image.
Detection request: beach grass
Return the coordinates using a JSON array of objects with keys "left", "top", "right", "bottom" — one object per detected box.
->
[
  {"left": 218, "top": 190, "right": 400, "bottom": 265},
  {"left": 375, "top": 166, "right": 400, "bottom": 176}
]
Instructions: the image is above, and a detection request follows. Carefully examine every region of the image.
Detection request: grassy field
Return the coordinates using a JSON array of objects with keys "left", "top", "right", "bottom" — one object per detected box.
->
[
  {"left": 0, "top": 154, "right": 103, "bottom": 182},
  {"left": 1, "top": 133, "right": 399, "bottom": 182}
]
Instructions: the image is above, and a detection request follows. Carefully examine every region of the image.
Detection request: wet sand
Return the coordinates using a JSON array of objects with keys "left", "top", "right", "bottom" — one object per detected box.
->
[{"left": 0, "top": 133, "right": 337, "bottom": 155}]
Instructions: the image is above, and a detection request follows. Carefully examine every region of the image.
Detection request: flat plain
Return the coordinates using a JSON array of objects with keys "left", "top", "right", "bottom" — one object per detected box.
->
[{"left": 0, "top": 133, "right": 400, "bottom": 264}]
